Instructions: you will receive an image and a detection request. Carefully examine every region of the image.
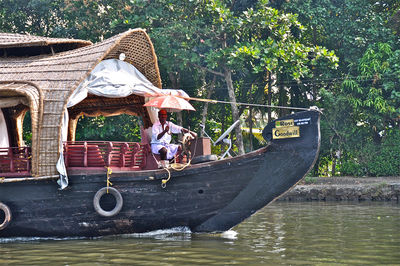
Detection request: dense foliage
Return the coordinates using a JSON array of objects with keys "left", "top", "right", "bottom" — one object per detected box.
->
[
  {"left": 2, "top": 0, "right": 399, "bottom": 176},
  {"left": 277, "top": 0, "right": 400, "bottom": 176},
  {"left": 75, "top": 115, "right": 142, "bottom": 142}
]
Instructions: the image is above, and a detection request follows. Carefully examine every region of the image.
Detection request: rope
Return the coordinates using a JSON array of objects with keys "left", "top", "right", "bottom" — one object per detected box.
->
[
  {"left": 160, "top": 134, "right": 198, "bottom": 188},
  {"left": 180, "top": 96, "right": 322, "bottom": 113},
  {"left": 170, "top": 161, "right": 191, "bottom": 171},
  {"left": 105, "top": 166, "right": 112, "bottom": 193},
  {"left": 150, "top": 149, "right": 171, "bottom": 188},
  {"left": 161, "top": 168, "right": 171, "bottom": 189},
  {"left": 170, "top": 133, "right": 198, "bottom": 171}
]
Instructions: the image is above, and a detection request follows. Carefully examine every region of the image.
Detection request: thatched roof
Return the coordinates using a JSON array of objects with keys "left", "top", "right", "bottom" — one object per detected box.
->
[
  {"left": 0, "top": 32, "right": 93, "bottom": 56},
  {"left": 0, "top": 29, "right": 162, "bottom": 176}
]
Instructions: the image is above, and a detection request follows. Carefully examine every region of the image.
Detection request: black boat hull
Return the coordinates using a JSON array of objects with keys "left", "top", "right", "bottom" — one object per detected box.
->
[{"left": 0, "top": 110, "right": 320, "bottom": 237}]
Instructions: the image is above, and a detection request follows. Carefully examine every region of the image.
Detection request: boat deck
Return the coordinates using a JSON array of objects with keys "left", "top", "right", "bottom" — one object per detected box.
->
[{"left": 0, "top": 141, "right": 157, "bottom": 177}]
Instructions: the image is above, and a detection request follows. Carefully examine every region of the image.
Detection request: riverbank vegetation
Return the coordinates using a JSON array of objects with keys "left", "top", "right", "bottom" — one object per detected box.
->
[{"left": 2, "top": 0, "right": 399, "bottom": 177}]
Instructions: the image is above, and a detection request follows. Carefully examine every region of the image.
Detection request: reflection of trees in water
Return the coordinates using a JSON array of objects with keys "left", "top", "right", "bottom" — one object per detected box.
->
[
  {"left": 235, "top": 202, "right": 400, "bottom": 264},
  {"left": 1, "top": 202, "right": 399, "bottom": 264}
]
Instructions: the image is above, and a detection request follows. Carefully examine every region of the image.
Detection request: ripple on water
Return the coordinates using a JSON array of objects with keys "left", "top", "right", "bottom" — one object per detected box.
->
[{"left": 0, "top": 202, "right": 399, "bottom": 265}]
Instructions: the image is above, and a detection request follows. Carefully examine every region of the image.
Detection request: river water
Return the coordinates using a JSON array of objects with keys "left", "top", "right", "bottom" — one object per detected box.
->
[{"left": 1, "top": 202, "right": 399, "bottom": 265}]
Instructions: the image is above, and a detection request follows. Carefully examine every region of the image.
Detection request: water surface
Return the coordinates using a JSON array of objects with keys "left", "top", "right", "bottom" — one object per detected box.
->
[{"left": 1, "top": 202, "right": 399, "bottom": 265}]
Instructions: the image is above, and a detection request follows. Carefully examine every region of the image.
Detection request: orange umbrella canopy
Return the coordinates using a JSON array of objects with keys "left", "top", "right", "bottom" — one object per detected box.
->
[{"left": 144, "top": 95, "right": 195, "bottom": 112}]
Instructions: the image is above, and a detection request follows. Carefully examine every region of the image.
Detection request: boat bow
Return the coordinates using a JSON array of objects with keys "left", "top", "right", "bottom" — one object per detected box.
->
[{"left": 194, "top": 110, "right": 320, "bottom": 232}]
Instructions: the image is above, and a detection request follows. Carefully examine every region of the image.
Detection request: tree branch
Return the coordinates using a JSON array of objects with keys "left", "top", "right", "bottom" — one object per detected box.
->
[{"left": 190, "top": 63, "right": 224, "bottom": 77}]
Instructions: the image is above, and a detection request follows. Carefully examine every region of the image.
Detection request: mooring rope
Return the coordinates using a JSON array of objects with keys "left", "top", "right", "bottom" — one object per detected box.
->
[
  {"left": 181, "top": 96, "right": 322, "bottom": 113},
  {"left": 161, "top": 168, "right": 171, "bottom": 188},
  {"left": 105, "top": 166, "right": 113, "bottom": 193},
  {"left": 160, "top": 134, "right": 198, "bottom": 188}
]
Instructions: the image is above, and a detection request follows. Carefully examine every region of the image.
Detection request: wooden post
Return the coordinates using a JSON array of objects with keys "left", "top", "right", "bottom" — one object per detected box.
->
[
  {"left": 9, "top": 147, "right": 14, "bottom": 172},
  {"left": 83, "top": 142, "right": 88, "bottom": 167},
  {"left": 130, "top": 143, "right": 140, "bottom": 167},
  {"left": 25, "top": 147, "right": 30, "bottom": 172},
  {"left": 64, "top": 143, "right": 69, "bottom": 167},
  {"left": 120, "top": 143, "right": 129, "bottom": 167},
  {"left": 106, "top": 142, "right": 113, "bottom": 167}
]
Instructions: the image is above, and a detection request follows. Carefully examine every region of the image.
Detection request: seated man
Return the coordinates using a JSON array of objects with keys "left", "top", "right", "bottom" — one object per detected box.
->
[{"left": 151, "top": 109, "right": 197, "bottom": 168}]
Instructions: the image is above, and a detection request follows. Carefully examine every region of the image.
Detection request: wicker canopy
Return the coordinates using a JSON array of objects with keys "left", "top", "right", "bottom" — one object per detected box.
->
[
  {"left": 0, "top": 32, "right": 93, "bottom": 56},
  {"left": 0, "top": 29, "right": 162, "bottom": 176}
]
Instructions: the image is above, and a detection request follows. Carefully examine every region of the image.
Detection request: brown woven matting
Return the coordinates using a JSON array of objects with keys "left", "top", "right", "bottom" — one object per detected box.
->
[
  {"left": 0, "top": 81, "right": 42, "bottom": 175},
  {"left": 0, "top": 29, "right": 162, "bottom": 176}
]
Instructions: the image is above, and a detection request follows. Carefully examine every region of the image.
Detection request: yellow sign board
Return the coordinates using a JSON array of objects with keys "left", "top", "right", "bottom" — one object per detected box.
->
[
  {"left": 275, "top": 119, "right": 294, "bottom": 127},
  {"left": 272, "top": 126, "right": 300, "bottom": 139}
]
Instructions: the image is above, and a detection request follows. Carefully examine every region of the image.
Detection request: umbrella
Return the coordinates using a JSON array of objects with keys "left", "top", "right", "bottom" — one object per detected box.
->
[{"left": 143, "top": 95, "right": 195, "bottom": 112}]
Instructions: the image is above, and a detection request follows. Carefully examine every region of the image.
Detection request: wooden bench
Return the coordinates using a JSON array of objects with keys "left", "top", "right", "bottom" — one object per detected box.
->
[
  {"left": 63, "top": 141, "right": 148, "bottom": 171},
  {"left": 0, "top": 147, "right": 31, "bottom": 177}
]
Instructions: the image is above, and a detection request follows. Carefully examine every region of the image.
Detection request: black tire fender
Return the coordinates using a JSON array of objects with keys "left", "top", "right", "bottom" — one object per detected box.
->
[
  {"left": 0, "top": 202, "right": 12, "bottom": 230},
  {"left": 93, "top": 187, "right": 123, "bottom": 217}
]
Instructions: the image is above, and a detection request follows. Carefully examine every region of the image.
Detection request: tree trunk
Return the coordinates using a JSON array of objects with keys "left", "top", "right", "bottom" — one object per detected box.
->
[
  {"left": 200, "top": 76, "right": 216, "bottom": 137},
  {"left": 267, "top": 71, "right": 272, "bottom": 123},
  {"left": 224, "top": 67, "right": 245, "bottom": 155},
  {"left": 168, "top": 71, "right": 183, "bottom": 137},
  {"left": 278, "top": 82, "right": 289, "bottom": 117},
  {"left": 168, "top": 72, "right": 179, "bottom": 91},
  {"left": 249, "top": 106, "right": 253, "bottom": 151},
  {"left": 331, "top": 157, "right": 336, "bottom": 176},
  {"left": 177, "top": 112, "right": 183, "bottom": 127}
]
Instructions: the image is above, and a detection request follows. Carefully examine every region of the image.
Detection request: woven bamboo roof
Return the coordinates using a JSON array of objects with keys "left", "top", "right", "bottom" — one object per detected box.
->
[
  {"left": 0, "top": 32, "right": 92, "bottom": 54},
  {"left": 0, "top": 29, "right": 162, "bottom": 176},
  {"left": 0, "top": 32, "right": 93, "bottom": 57},
  {"left": 0, "top": 32, "right": 92, "bottom": 48}
]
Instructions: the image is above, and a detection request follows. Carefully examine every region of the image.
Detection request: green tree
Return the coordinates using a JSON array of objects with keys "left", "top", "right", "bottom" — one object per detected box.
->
[
  {"left": 115, "top": 0, "right": 337, "bottom": 154},
  {"left": 278, "top": 0, "right": 397, "bottom": 71},
  {"left": 277, "top": 0, "right": 400, "bottom": 176},
  {"left": 0, "top": 0, "right": 127, "bottom": 41},
  {"left": 0, "top": 0, "right": 64, "bottom": 36},
  {"left": 342, "top": 42, "right": 400, "bottom": 143},
  {"left": 75, "top": 114, "right": 142, "bottom": 141},
  {"left": 58, "top": 0, "right": 127, "bottom": 41}
]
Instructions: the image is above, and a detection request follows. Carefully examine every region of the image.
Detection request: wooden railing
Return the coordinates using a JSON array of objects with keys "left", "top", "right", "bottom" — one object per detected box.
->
[
  {"left": 0, "top": 141, "right": 151, "bottom": 177},
  {"left": 0, "top": 147, "right": 31, "bottom": 176},
  {"left": 63, "top": 141, "right": 149, "bottom": 171}
]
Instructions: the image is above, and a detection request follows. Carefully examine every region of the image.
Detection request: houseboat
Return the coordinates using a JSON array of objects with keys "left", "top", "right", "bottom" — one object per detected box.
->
[{"left": 0, "top": 29, "right": 320, "bottom": 237}]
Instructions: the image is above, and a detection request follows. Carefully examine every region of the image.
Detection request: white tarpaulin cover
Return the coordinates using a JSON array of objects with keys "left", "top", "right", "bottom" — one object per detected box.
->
[
  {"left": 66, "top": 59, "right": 189, "bottom": 108},
  {"left": 56, "top": 59, "right": 190, "bottom": 189},
  {"left": 0, "top": 109, "right": 9, "bottom": 149},
  {"left": 0, "top": 97, "right": 28, "bottom": 149}
]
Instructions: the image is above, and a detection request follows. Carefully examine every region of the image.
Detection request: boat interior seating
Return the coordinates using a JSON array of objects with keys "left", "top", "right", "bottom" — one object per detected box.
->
[
  {"left": 0, "top": 139, "right": 164, "bottom": 176},
  {"left": 139, "top": 126, "right": 195, "bottom": 165},
  {"left": 0, "top": 147, "right": 31, "bottom": 177},
  {"left": 139, "top": 126, "right": 165, "bottom": 168},
  {"left": 0, "top": 133, "right": 213, "bottom": 177},
  {"left": 0, "top": 128, "right": 211, "bottom": 177},
  {"left": 63, "top": 141, "right": 149, "bottom": 171}
]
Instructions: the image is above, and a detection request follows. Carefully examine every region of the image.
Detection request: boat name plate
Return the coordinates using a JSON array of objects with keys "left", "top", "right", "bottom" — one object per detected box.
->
[
  {"left": 294, "top": 117, "right": 311, "bottom": 126},
  {"left": 275, "top": 119, "right": 294, "bottom": 127},
  {"left": 272, "top": 126, "right": 300, "bottom": 139}
]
